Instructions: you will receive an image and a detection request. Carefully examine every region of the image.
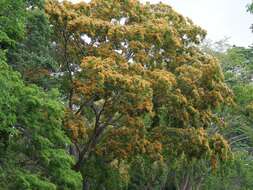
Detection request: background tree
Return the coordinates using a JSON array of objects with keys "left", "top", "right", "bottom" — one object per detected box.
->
[
  {"left": 200, "top": 36, "right": 253, "bottom": 189},
  {"left": 0, "top": 0, "right": 25, "bottom": 52},
  {"left": 7, "top": 0, "right": 58, "bottom": 88}
]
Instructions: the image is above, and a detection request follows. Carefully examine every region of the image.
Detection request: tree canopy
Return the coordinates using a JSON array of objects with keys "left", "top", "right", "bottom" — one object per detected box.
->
[
  {"left": 1, "top": 0, "right": 252, "bottom": 189},
  {"left": 44, "top": 0, "right": 232, "bottom": 189}
]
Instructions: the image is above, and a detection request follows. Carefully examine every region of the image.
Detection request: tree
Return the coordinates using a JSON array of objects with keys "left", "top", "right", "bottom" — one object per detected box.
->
[
  {"left": 45, "top": 1, "right": 232, "bottom": 189},
  {"left": 202, "top": 44, "right": 253, "bottom": 149},
  {"left": 0, "top": 0, "right": 26, "bottom": 51},
  {"left": 200, "top": 38, "right": 253, "bottom": 189},
  {"left": 203, "top": 151, "right": 253, "bottom": 190},
  {"left": 0, "top": 1, "right": 82, "bottom": 189},
  {"left": 0, "top": 59, "right": 82, "bottom": 189},
  {"left": 7, "top": 0, "right": 58, "bottom": 88}
]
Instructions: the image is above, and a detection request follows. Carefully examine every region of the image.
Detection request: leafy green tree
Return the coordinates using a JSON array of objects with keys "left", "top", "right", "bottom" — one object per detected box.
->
[
  {"left": 0, "top": 0, "right": 82, "bottom": 189},
  {"left": 200, "top": 39, "right": 253, "bottom": 189},
  {"left": 0, "top": 0, "right": 26, "bottom": 51},
  {"left": 0, "top": 59, "right": 82, "bottom": 189},
  {"left": 7, "top": 0, "right": 58, "bottom": 88},
  {"left": 203, "top": 151, "right": 253, "bottom": 190},
  {"left": 207, "top": 46, "right": 253, "bottom": 149}
]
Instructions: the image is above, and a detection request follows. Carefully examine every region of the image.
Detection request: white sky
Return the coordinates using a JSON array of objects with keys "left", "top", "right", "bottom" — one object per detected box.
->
[{"left": 71, "top": 0, "right": 253, "bottom": 47}]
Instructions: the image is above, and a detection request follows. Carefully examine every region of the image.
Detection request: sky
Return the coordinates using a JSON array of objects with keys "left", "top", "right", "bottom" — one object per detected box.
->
[
  {"left": 71, "top": 0, "right": 253, "bottom": 47},
  {"left": 150, "top": 0, "right": 253, "bottom": 47}
]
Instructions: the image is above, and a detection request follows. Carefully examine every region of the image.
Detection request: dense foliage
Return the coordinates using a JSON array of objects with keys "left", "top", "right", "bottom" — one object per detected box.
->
[{"left": 0, "top": 0, "right": 253, "bottom": 190}]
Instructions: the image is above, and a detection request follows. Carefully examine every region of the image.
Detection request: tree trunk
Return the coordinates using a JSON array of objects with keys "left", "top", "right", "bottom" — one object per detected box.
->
[
  {"left": 83, "top": 177, "right": 90, "bottom": 190},
  {"left": 179, "top": 174, "right": 192, "bottom": 190}
]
